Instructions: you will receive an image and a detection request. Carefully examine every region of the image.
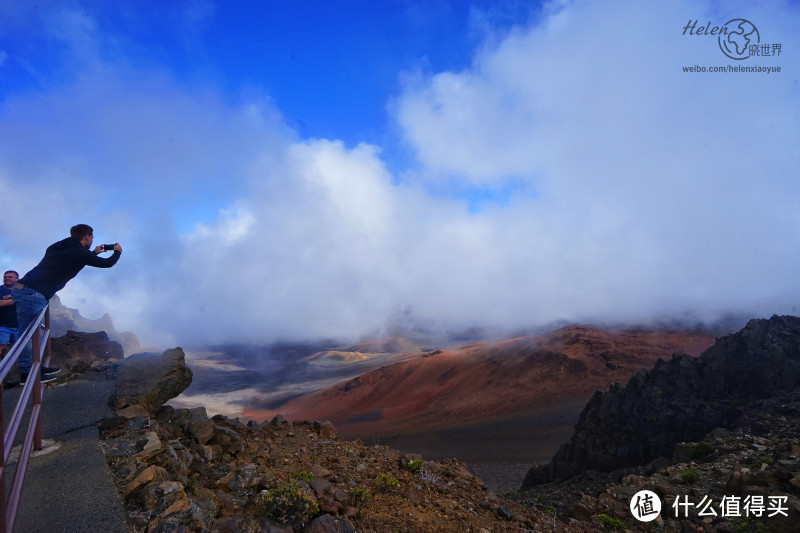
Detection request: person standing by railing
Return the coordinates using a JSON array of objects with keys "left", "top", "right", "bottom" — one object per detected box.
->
[
  {"left": 0, "top": 270, "right": 20, "bottom": 352},
  {"left": 11, "top": 224, "right": 122, "bottom": 385}
]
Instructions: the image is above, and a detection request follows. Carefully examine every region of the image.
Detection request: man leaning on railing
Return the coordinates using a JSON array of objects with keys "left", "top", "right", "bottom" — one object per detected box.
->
[{"left": 11, "top": 224, "right": 122, "bottom": 385}]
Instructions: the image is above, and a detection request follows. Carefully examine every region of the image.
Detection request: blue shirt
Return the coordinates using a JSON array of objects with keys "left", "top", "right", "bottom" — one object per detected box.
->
[{"left": 0, "top": 285, "right": 17, "bottom": 328}]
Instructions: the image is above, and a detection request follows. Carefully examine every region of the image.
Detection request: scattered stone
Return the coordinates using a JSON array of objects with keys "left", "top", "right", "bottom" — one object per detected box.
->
[
  {"left": 125, "top": 465, "right": 168, "bottom": 497},
  {"left": 115, "top": 404, "right": 149, "bottom": 419},
  {"left": 100, "top": 404, "right": 580, "bottom": 533},
  {"left": 135, "top": 432, "right": 162, "bottom": 460}
]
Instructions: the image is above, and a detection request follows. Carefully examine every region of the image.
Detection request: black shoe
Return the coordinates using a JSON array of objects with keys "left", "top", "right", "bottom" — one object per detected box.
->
[
  {"left": 42, "top": 365, "right": 61, "bottom": 375},
  {"left": 19, "top": 370, "right": 57, "bottom": 386}
]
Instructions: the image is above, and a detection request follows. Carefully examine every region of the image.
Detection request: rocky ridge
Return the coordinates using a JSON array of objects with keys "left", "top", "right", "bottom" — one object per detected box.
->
[
  {"left": 523, "top": 315, "right": 800, "bottom": 486},
  {"left": 507, "top": 394, "right": 800, "bottom": 532},
  {"left": 102, "top": 409, "right": 593, "bottom": 532}
]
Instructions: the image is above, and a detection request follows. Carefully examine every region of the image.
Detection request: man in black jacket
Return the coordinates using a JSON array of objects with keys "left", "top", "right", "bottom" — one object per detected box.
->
[{"left": 12, "top": 224, "right": 122, "bottom": 385}]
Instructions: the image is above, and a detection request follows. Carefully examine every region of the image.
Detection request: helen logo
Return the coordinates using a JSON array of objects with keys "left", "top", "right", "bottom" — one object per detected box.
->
[{"left": 682, "top": 19, "right": 760, "bottom": 60}]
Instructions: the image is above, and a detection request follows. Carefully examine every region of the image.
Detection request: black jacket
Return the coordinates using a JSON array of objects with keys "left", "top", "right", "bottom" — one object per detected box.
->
[{"left": 19, "top": 237, "right": 121, "bottom": 299}]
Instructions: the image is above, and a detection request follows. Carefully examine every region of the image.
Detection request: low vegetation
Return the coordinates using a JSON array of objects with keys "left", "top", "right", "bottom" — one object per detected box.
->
[
  {"left": 374, "top": 473, "right": 399, "bottom": 492},
  {"left": 262, "top": 481, "right": 321, "bottom": 527},
  {"left": 597, "top": 512, "right": 625, "bottom": 531}
]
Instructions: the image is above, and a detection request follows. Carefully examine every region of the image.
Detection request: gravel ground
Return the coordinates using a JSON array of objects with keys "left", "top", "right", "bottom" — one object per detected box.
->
[{"left": 466, "top": 461, "right": 534, "bottom": 493}]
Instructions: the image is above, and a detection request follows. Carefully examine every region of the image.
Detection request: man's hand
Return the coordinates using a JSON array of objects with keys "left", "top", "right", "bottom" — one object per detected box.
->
[
  {"left": 93, "top": 243, "right": 122, "bottom": 254},
  {"left": 2, "top": 294, "right": 11, "bottom": 300}
]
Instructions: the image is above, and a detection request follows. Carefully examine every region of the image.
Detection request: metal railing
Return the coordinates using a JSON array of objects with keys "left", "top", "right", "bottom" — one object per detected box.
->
[{"left": 0, "top": 305, "right": 51, "bottom": 533}]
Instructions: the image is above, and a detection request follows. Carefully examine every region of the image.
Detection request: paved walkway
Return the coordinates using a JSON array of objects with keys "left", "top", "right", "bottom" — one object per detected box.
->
[{"left": 3, "top": 375, "right": 127, "bottom": 533}]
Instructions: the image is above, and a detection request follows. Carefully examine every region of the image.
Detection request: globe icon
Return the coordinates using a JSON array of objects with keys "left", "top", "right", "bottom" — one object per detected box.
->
[{"left": 719, "top": 19, "right": 760, "bottom": 60}]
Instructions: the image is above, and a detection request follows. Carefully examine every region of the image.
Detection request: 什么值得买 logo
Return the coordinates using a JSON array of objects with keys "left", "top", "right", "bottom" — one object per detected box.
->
[
  {"left": 682, "top": 19, "right": 780, "bottom": 60},
  {"left": 630, "top": 490, "right": 662, "bottom": 522}
]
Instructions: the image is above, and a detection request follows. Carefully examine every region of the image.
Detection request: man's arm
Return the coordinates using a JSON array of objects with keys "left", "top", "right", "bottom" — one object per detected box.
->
[
  {"left": 0, "top": 295, "right": 13, "bottom": 307},
  {"left": 84, "top": 244, "right": 122, "bottom": 268}
]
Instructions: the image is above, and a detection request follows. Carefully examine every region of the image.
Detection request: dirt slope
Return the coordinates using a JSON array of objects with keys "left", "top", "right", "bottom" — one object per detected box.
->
[{"left": 246, "top": 326, "right": 715, "bottom": 437}]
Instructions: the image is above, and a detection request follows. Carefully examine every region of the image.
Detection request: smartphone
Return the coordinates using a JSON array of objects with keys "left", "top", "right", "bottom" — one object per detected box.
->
[{"left": 102, "top": 244, "right": 116, "bottom": 251}]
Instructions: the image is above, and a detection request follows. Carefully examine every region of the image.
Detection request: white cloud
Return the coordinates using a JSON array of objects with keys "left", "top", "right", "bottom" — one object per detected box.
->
[
  {"left": 3, "top": 0, "right": 799, "bottom": 348},
  {"left": 394, "top": 0, "right": 800, "bottom": 318}
]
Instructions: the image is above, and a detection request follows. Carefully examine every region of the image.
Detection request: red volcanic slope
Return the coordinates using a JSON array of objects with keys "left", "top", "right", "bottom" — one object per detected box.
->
[{"left": 246, "top": 326, "right": 715, "bottom": 435}]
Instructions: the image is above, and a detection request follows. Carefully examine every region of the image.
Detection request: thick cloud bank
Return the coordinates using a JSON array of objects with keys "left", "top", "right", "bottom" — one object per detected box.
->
[{"left": 1, "top": 1, "right": 798, "bottom": 347}]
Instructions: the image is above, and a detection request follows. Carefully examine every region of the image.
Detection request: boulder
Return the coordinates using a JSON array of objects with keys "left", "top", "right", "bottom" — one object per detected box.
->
[
  {"left": 51, "top": 330, "right": 123, "bottom": 373},
  {"left": 266, "top": 414, "right": 288, "bottom": 427},
  {"left": 110, "top": 348, "right": 192, "bottom": 415},
  {"left": 180, "top": 407, "right": 216, "bottom": 444},
  {"left": 314, "top": 421, "right": 338, "bottom": 439},
  {"left": 304, "top": 514, "right": 356, "bottom": 533}
]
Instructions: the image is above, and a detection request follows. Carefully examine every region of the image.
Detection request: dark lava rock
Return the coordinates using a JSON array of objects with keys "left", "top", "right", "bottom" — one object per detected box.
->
[{"left": 523, "top": 315, "right": 800, "bottom": 487}]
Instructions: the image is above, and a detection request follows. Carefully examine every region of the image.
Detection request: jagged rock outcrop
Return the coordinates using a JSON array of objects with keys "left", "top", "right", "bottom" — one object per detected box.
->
[
  {"left": 110, "top": 348, "right": 193, "bottom": 415},
  {"left": 523, "top": 315, "right": 800, "bottom": 487},
  {"left": 49, "top": 294, "right": 141, "bottom": 355},
  {"left": 517, "top": 402, "right": 800, "bottom": 532},
  {"left": 51, "top": 330, "right": 124, "bottom": 373}
]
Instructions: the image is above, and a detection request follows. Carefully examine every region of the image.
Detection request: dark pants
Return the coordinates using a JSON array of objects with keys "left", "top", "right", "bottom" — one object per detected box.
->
[{"left": 10, "top": 285, "right": 48, "bottom": 374}]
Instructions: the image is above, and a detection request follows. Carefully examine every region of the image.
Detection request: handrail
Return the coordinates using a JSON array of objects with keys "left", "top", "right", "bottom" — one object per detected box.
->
[{"left": 0, "top": 305, "right": 51, "bottom": 533}]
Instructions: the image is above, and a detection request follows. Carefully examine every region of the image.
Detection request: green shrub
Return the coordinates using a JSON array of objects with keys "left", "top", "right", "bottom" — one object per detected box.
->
[
  {"left": 374, "top": 473, "right": 399, "bottom": 492},
  {"left": 262, "top": 481, "right": 320, "bottom": 526},
  {"left": 681, "top": 467, "right": 700, "bottom": 484},
  {"left": 748, "top": 457, "right": 773, "bottom": 469},
  {"left": 690, "top": 441, "right": 714, "bottom": 460},
  {"left": 597, "top": 513, "right": 625, "bottom": 531},
  {"left": 731, "top": 516, "right": 768, "bottom": 533},
  {"left": 349, "top": 486, "right": 372, "bottom": 513},
  {"left": 408, "top": 459, "right": 425, "bottom": 474},
  {"left": 290, "top": 470, "right": 315, "bottom": 483}
]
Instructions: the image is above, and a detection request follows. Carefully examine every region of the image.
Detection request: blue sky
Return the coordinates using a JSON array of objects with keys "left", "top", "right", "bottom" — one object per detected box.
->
[
  {"left": 1, "top": 1, "right": 798, "bottom": 347},
  {"left": 1, "top": 1, "right": 529, "bottom": 169}
]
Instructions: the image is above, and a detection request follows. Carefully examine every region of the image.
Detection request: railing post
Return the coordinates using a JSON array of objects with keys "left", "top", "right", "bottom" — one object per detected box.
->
[
  {"left": 0, "top": 304, "right": 52, "bottom": 533},
  {"left": 44, "top": 307, "right": 51, "bottom": 369},
  {"left": 32, "top": 318, "right": 43, "bottom": 452},
  {"left": 0, "top": 377, "right": 5, "bottom": 533}
]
